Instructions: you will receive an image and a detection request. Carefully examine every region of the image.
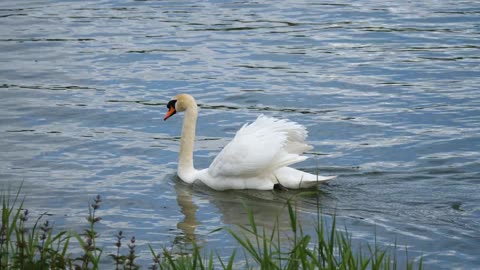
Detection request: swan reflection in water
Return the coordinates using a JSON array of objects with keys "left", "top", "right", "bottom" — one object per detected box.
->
[{"left": 172, "top": 176, "right": 335, "bottom": 251}]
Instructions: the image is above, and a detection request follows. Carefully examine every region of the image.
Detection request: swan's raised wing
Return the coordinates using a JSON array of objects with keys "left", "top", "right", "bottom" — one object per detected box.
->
[{"left": 207, "top": 115, "right": 313, "bottom": 178}]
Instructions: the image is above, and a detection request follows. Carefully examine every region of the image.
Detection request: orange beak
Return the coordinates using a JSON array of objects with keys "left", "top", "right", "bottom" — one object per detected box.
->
[{"left": 164, "top": 107, "right": 176, "bottom": 121}]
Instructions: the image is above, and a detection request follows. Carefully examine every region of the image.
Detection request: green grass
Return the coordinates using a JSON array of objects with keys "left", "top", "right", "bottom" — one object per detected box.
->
[{"left": 0, "top": 189, "right": 423, "bottom": 270}]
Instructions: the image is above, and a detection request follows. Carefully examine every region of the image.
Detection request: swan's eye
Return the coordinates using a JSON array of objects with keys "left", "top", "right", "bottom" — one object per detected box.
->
[{"left": 167, "top": 100, "right": 177, "bottom": 109}]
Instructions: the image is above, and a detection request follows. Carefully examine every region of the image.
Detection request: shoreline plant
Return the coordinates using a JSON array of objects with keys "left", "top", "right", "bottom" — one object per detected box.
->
[{"left": 0, "top": 189, "right": 423, "bottom": 269}]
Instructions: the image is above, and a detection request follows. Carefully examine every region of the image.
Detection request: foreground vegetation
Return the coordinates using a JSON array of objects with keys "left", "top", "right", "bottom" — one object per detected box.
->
[{"left": 0, "top": 188, "right": 423, "bottom": 270}]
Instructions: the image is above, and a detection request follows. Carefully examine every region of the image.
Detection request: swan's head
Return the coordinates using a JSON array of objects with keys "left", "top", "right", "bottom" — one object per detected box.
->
[{"left": 164, "top": 94, "right": 196, "bottom": 121}]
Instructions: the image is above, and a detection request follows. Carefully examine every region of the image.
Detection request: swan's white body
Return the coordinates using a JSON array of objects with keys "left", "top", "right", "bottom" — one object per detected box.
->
[{"left": 165, "top": 94, "right": 336, "bottom": 190}]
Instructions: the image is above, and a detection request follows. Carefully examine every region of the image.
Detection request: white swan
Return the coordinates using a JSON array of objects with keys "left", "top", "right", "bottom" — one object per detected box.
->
[{"left": 164, "top": 94, "right": 336, "bottom": 190}]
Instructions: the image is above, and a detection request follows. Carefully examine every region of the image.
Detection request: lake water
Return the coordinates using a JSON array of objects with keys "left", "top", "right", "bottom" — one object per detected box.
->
[{"left": 1, "top": 0, "right": 479, "bottom": 268}]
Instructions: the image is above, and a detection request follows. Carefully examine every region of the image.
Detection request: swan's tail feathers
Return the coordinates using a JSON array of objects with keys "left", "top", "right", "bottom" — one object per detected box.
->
[
  {"left": 298, "top": 175, "right": 337, "bottom": 188},
  {"left": 274, "top": 167, "right": 336, "bottom": 189}
]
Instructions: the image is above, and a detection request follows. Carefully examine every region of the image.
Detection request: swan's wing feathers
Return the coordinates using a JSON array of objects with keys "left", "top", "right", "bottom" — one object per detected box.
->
[
  {"left": 208, "top": 115, "right": 312, "bottom": 177},
  {"left": 246, "top": 115, "right": 313, "bottom": 154}
]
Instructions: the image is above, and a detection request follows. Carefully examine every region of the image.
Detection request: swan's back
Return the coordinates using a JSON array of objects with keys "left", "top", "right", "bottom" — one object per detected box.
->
[{"left": 207, "top": 115, "right": 312, "bottom": 178}]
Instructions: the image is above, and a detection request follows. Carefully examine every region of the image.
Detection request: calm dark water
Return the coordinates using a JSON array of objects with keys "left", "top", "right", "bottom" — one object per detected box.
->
[{"left": 1, "top": 0, "right": 479, "bottom": 268}]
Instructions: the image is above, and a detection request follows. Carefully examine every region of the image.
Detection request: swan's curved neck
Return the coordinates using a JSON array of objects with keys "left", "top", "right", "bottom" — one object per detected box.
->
[{"left": 178, "top": 103, "right": 198, "bottom": 183}]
